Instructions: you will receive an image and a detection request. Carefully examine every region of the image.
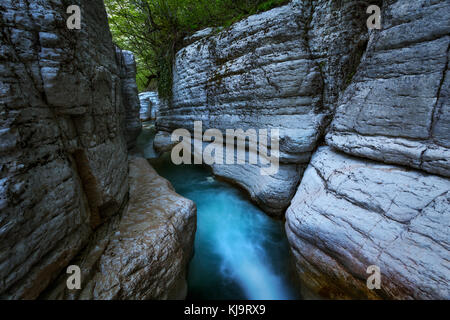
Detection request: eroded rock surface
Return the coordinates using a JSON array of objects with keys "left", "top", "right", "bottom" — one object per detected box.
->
[
  {"left": 139, "top": 91, "right": 161, "bottom": 122},
  {"left": 286, "top": 147, "right": 450, "bottom": 299},
  {"left": 1, "top": 0, "right": 189, "bottom": 301},
  {"left": 43, "top": 157, "right": 196, "bottom": 300},
  {"left": 0, "top": 0, "right": 132, "bottom": 299},
  {"left": 117, "top": 48, "right": 142, "bottom": 149},
  {"left": 155, "top": 0, "right": 373, "bottom": 215},
  {"left": 286, "top": 0, "right": 450, "bottom": 300},
  {"left": 327, "top": 0, "right": 450, "bottom": 177}
]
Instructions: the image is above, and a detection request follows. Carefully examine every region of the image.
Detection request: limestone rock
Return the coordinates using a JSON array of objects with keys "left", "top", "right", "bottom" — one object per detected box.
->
[
  {"left": 153, "top": 131, "right": 176, "bottom": 154},
  {"left": 286, "top": 0, "right": 450, "bottom": 300},
  {"left": 0, "top": 0, "right": 139, "bottom": 299},
  {"left": 327, "top": 0, "right": 450, "bottom": 177},
  {"left": 139, "top": 91, "right": 161, "bottom": 122},
  {"left": 211, "top": 162, "right": 303, "bottom": 216},
  {"left": 155, "top": 0, "right": 373, "bottom": 215},
  {"left": 117, "top": 48, "right": 142, "bottom": 149},
  {"left": 286, "top": 147, "right": 450, "bottom": 299},
  {"left": 43, "top": 158, "right": 197, "bottom": 300}
]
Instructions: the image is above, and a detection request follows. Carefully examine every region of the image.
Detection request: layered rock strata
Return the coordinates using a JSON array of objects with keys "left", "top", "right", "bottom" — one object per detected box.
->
[
  {"left": 117, "top": 48, "right": 142, "bottom": 149},
  {"left": 151, "top": 0, "right": 449, "bottom": 299},
  {"left": 286, "top": 147, "right": 449, "bottom": 299},
  {"left": 286, "top": 0, "right": 450, "bottom": 299},
  {"left": 0, "top": 0, "right": 193, "bottom": 300},
  {"left": 139, "top": 91, "right": 161, "bottom": 122},
  {"left": 155, "top": 0, "right": 374, "bottom": 216},
  {"left": 43, "top": 157, "right": 196, "bottom": 300}
]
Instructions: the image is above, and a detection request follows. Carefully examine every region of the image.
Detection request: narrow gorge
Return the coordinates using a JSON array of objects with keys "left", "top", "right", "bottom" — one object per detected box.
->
[{"left": 0, "top": 0, "right": 449, "bottom": 301}]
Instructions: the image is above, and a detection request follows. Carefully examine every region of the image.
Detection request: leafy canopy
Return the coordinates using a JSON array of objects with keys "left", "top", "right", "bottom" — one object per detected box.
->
[{"left": 104, "top": 0, "right": 290, "bottom": 97}]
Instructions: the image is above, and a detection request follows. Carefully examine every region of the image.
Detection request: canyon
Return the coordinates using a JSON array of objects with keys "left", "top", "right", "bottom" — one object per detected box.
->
[
  {"left": 0, "top": 0, "right": 449, "bottom": 300},
  {"left": 154, "top": 0, "right": 450, "bottom": 299},
  {"left": 0, "top": 0, "right": 195, "bottom": 299}
]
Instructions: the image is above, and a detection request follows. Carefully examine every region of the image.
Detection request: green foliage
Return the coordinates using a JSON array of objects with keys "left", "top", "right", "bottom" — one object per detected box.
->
[{"left": 104, "top": 0, "right": 290, "bottom": 97}]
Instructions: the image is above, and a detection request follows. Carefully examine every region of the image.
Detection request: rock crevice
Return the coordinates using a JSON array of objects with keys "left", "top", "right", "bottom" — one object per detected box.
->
[
  {"left": 152, "top": 0, "right": 449, "bottom": 299},
  {"left": 1, "top": 0, "right": 195, "bottom": 300},
  {"left": 155, "top": 0, "right": 374, "bottom": 216}
]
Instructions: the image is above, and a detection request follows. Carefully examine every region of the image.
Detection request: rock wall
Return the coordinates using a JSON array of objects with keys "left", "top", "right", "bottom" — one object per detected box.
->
[
  {"left": 286, "top": 147, "right": 449, "bottom": 299},
  {"left": 42, "top": 157, "right": 196, "bottom": 300},
  {"left": 326, "top": 1, "right": 450, "bottom": 177},
  {"left": 155, "top": 0, "right": 449, "bottom": 299},
  {"left": 117, "top": 48, "right": 142, "bottom": 149},
  {"left": 155, "top": 0, "right": 374, "bottom": 216},
  {"left": 139, "top": 91, "right": 161, "bottom": 122},
  {"left": 286, "top": 0, "right": 450, "bottom": 299},
  {"left": 0, "top": 0, "right": 194, "bottom": 300}
]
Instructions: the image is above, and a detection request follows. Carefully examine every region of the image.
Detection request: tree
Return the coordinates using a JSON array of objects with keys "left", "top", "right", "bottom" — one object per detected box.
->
[{"left": 104, "top": 0, "right": 290, "bottom": 96}]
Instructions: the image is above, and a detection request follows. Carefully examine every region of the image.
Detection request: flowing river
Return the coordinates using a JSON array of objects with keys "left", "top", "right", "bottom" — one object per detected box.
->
[{"left": 137, "top": 123, "right": 301, "bottom": 300}]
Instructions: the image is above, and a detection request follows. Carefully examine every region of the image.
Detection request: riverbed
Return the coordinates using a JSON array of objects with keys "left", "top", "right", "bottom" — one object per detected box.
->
[{"left": 138, "top": 122, "right": 301, "bottom": 300}]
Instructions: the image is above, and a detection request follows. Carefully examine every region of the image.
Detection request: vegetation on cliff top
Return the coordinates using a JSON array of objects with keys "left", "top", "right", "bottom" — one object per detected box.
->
[{"left": 104, "top": 0, "right": 290, "bottom": 96}]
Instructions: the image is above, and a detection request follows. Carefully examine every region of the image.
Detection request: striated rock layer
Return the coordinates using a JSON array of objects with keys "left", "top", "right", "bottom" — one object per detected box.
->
[
  {"left": 0, "top": 0, "right": 128, "bottom": 299},
  {"left": 43, "top": 157, "right": 196, "bottom": 300},
  {"left": 151, "top": 0, "right": 450, "bottom": 298},
  {"left": 286, "top": 0, "right": 450, "bottom": 299},
  {"left": 327, "top": 0, "right": 450, "bottom": 178},
  {"left": 286, "top": 147, "right": 449, "bottom": 300},
  {"left": 0, "top": 0, "right": 196, "bottom": 301},
  {"left": 139, "top": 91, "right": 161, "bottom": 122},
  {"left": 155, "top": 0, "right": 374, "bottom": 215},
  {"left": 117, "top": 48, "right": 142, "bottom": 149}
]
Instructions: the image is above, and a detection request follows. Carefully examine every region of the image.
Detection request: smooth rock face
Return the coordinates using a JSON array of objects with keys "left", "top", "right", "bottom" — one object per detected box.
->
[
  {"left": 284, "top": 0, "right": 450, "bottom": 300},
  {"left": 211, "top": 162, "right": 303, "bottom": 215},
  {"left": 43, "top": 158, "right": 196, "bottom": 300},
  {"left": 286, "top": 147, "right": 450, "bottom": 300},
  {"left": 0, "top": 0, "right": 139, "bottom": 299},
  {"left": 139, "top": 91, "right": 161, "bottom": 122},
  {"left": 327, "top": 0, "right": 450, "bottom": 177},
  {"left": 156, "top": 0, "right": 373, "bottom": 215},
  {"left": 117, "top": 48, "right": 142, "bottom": 149}
]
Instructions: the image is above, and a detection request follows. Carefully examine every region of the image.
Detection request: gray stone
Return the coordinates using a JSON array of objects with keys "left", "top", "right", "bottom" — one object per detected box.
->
[
  {"left": 155, "top": 0, "right": 373, "bottom": 215},
  {"left": 327, "top": 0, "right": 450, "bottom": 177},
  {"left": 139, "top": 91, "right": 161, "bottom": 121},
  {"left": 117, "top": 48, "right": 142, "bottom": 149},
  {"left": 286, "top": 0, "right": 450, "bottom": 300},
  {"left": 0, "top": 0, "right": 131, "bottom": 299},
  {"left": 43, "top": 158, "right": 196, "bottom": 300},
  {"left": 286, "top": 146, "right": 450, "bottom": 299},
  {"left": 0, "top": 0, "right": 156, "bottom": 300}
]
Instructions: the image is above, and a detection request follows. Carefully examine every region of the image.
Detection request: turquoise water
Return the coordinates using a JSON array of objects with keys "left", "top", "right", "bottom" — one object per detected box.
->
[
  {"left": 136, "top": 122, "right": 158, "bottom": 159},
  {"left": 139, "top": 123, "right": 301, "bottom": 300}
]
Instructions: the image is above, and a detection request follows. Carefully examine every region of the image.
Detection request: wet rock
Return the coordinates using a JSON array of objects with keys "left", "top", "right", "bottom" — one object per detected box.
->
[
  {"left": 286, "top": 146, "right": 450, "bottom": 300},
  {"left": 43, "top": 157, "right": 196, "bottom": 300}
]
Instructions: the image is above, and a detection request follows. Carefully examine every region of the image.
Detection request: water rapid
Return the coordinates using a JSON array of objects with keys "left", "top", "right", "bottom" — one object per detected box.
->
[{"left": 138, "top": 123, "right": 301, "bottom": 300}]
